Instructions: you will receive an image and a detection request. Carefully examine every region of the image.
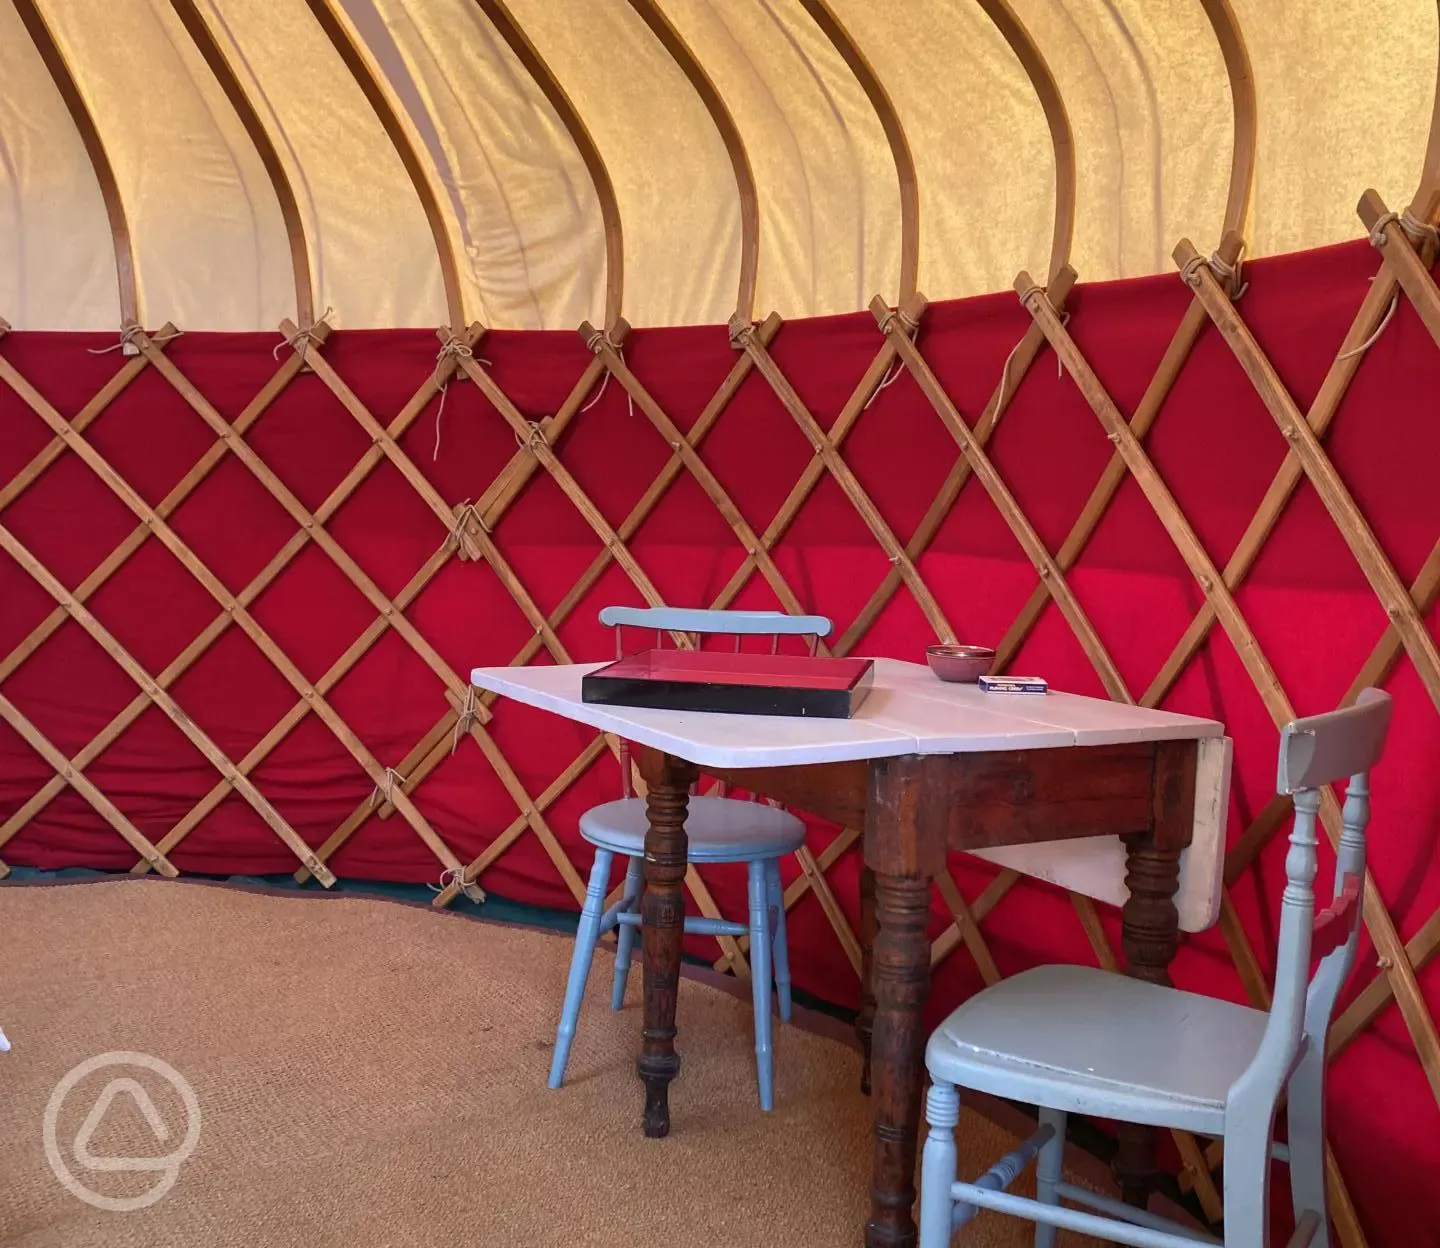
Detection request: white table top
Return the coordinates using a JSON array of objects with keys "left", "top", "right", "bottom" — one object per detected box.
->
[{"left": 468, "top": 657, "right": 1223, "bottom": 769}]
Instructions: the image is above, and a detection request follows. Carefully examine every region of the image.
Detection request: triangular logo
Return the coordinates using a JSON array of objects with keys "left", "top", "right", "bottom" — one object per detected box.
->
[{"left": 73, "top": 1078, "right": 173, "bottom": 1172}]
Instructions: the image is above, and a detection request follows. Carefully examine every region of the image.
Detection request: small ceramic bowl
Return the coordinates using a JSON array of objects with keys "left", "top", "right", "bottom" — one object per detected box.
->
[{"left": 925, "top": 643, "right": 996, "bottom": 683}]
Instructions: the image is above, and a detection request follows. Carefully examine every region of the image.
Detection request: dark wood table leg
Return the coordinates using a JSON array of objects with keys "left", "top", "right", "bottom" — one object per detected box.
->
[
  {"left": 865, "top": 756, "right": 942, "bottom": 1248},
  {"left": 1114, "top": 740, "right": 1195, "bottom": 1207},
  {"left": 638, "top": 752, "right": 697, "bottom": 1139},
  {"left": 857, "top": 863, "right": 877, "bottom": 1096}
]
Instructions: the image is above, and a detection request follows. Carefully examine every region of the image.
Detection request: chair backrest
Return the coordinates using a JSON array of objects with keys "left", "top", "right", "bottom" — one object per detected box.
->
[
  {"left": 1228, "top": 688, "right": 1392, "bottom": 1113},
  {"left": 599, "top": 606, "right": 833, "bottom": 798},
  {"left": 598, "top": 606, "right": 832, "bottom": 654}
]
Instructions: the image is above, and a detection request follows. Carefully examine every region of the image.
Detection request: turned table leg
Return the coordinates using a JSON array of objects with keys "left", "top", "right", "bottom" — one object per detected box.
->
[
  {"left": 857, "top": 863, "right": 877, "bottom": 1096},
  {"left": 864, "top": 755, "right": 940, "bottom": 1248},
  {"left": 1115, "top": 739, "right": 1195, "bottom": 1207},
  {"left": 866, "top": 871, "right": 932, "bottom": 1248},
  {"left": 638, "top": 753, "right": 697, "bottom": 1139},
  {"left": 1115, "top": 828, "right": 1181, "bottom": 1205}
]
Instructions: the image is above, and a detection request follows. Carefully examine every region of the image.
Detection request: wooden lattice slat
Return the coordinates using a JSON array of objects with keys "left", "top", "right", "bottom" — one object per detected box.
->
[
  {"left": 1007, "top": 248, "right": 1440, "bottom": 1239},
  {"left": 839, "top": 269, "right": 1079, "bottom": 657},
  {"left": 580, "top": 322, "right": 816, "bottom": 624},
  {"left": 405, "top": 316, "right": 788, "bottom": 851},
  {"left": 388, "top": 334, "right": 789, "bottom": 972},
  {"left": 0, "top": 327, "right": 191, "bottom": 870},
  {"left": 111, "top": 328, "right": 479, "bottom": 888},
  {"left": 4, "top": 208, "right": 1438, "bottom": 1245},
  {"left": 0, "top": 347, "right": 333, "bottom": 885},
  {"left": 709, "top": 272, "right": 1088, "bottom": 999},
  {"left": 730, "top": 318, "right": 954, "bottom": 642}
]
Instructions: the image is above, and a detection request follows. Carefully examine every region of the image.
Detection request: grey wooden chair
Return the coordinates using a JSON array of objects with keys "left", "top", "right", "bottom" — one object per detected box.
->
[
  {"left": 547, "top": 606, "right": 831, "bottom": 1111},
  {"left": 917, "top": 688, "right": 1392, "bottom": 1248}
]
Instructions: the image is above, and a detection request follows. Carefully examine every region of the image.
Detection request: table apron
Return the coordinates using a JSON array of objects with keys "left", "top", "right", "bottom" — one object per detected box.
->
[{"left": 634, "top": 740, "right": 1188, "bottom": 855}]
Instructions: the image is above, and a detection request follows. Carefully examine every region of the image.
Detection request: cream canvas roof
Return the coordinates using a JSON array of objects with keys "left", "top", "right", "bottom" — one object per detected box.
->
[{"left": 3, "top": 0, "right": 1438, "bottom": 332}]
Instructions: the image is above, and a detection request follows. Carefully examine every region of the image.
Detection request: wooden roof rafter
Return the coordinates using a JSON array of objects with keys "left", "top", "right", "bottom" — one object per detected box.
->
[
  {"left": 302, "top": 0, "right": 468, "bottom": 331},
  {"left": 1406, "top": 0, "right": 1440, "bottom": 221},
  {"left": 474, "top": 0, "right": 625, "bottom": 331},
  {"left": 624, "top": 0, "right": 759, "bottom": 329},
  {"left": 1198, "top": 0, "right": 1257, "bottom": 242},
  {"left": 168, "top": 0, "right": 316, "bottom": 330},
  {"left": 12, "top": 0, "right": 139, "bottom": 335},
  {"left": 799, "top": 0, "right": 918, "bottom": 306},
  {"left": 977, "top": 0, "right": 1075, "bottom": 282}
]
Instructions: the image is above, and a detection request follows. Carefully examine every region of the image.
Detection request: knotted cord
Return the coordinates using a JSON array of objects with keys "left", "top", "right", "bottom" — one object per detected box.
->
[
  {"left": 451, "top": 685, "right": 478, "bottom": 755},
  {"left": 87, "top": 322, "right": 184, "bottom": 355},
  {"left": 369, "top": 766, "right": 406, "bottom": 810},
  {"left": 582, "top": 328, "right": 634, "bottom": 418},
  {"left": 272, "top": 308, "right": 333, "bottom": 362},
  {"left": 431, "top": 334, "right": 491, "bottom": 461}
]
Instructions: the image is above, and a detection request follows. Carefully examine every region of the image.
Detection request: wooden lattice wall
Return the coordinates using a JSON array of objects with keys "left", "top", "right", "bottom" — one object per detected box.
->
[{"left": 3, "top": 197, "right": 1440, "bottom": 1246}]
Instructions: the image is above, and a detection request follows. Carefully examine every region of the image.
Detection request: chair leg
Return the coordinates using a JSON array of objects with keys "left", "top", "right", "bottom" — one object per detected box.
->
[
  {"left": 1286, "top": 1045, "right": 1331, "bottom": 1247},
  {"left": 919, "top": 1080, "right": 960, "bottom": 1248},
  {"left": 549, "top": 848, "right": 614, "bottom": 1090},
  {"left": 747, "top": 859, "right": 775, "bottom": 1111},
  {"left": 766, "top": 858, "right": 792, "bottom": 1023},
  {"left": 1222, "top": 1123, "right": 1275, "bottom": 1248},
  {"left": 611, "top": 855, "right": 645, "bottom": 1011},
  {"left": 1034, "top": 1106, "right": 1066, "bottom": 1248}
]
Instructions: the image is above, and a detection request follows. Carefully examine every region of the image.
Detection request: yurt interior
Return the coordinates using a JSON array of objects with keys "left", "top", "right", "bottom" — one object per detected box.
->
[{"left": 1, "top": 2, "right": 1438, "bottom": 1246}]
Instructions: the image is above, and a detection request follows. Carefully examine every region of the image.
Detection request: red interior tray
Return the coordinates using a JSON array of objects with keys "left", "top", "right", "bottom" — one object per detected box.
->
[
  {"left": 596, "top": 650, "right": 870, "bottom": 688},
  {"left": 581, "top": 649, "right": 875, "bottom": 718}
]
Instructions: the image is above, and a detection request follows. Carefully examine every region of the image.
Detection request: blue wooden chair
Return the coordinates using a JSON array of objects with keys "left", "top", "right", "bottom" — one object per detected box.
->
[
  {"left": 547, "top": 606, "right": 832, "bottom": 1111},
  {"left": 917, "top": 689, "right": 1392, "bottom": 1248}
]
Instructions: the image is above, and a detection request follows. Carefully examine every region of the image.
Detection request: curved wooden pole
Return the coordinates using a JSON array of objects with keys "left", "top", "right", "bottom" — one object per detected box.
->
[
  {"left": 303, "top": 0, "right": 466, "bottom": 329},
  {"left": 474, "top": 0, "right": 623, "bottom": 329},
  {"left": 1198, "top": 0, "right": 1256, "bottom": 241},
  {"left": 977, "top": 0, "right": 1075, "bottom": 281},
  {"left": 625, "top": 0, "right": 758, "bottom": 326},
  {"left": 799, "top": 0, "right": 918, "bottom": 304},
  {"left": 12, "top": 0, "right": 139, "bottom": 328},
  {"left": 169, "top": 0, "right": 315, "bottom": 327},
  {"left": 1408, "top": 0, "right": 1440, "bottom": 220}
]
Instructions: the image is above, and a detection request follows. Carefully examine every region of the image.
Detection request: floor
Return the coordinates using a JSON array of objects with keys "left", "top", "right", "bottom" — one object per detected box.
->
[{"left": 0, "top": 877, "right": 1106, "bottom": 1246}]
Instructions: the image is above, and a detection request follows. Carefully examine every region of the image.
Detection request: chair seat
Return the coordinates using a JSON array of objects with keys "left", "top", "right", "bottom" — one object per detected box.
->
[
  {"left": 579, "top": 796, "right": 805, "bottom": 863},
  {"left": 926, "top": 964, "right": 1284, "bottom": 1134}
]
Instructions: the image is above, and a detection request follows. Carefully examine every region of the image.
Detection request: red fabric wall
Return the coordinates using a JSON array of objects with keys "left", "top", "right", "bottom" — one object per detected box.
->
[{"left": 2, "top": 238, "right": 1437, "bottom": 1242}]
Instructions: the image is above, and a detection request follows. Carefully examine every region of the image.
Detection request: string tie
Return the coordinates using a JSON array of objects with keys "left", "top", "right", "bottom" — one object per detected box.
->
[
  {"left": 1400, "top": 210, "right": 1440, "bottom": 249},
  {"left": 428, "top": 864, "right": 485, "bottom": 903},
  {"left": 1369, "top": 209, "right": 1439, "bottom": 251},
  {"left": 727, "top": 318, "right": 757, "bottom": 349},
  {"left": 430, "top": 335, "right": 490, "bottom": 461},
  {"left": 435, "top": 334, "right": 475, "bottom": 374},
  {"left": 450, "top": 500, "right": 489, "bottom": 549},
  {"left": 273, "top": 308, "right": 333, "bottom": 361},
  {"left": 863, "top": 358, "right": 904, "bottom": 411},
  {"left": 1009, "top": 286, "right": 1070, "bottom": 392},
  {"left": 1336, "top": 289, "right": 1400, "bottom": 361},
  {"left": 876, "top": 306, "right": 919, "bottom": 337},
  {"left": 992, "top": 341, "right": 1021, "bottom": 413},
  {"left": 1209, "top": 246, "right": 1249, "bottom": 300},
  {"left": 585, "top": 328, "right": 622, "bottom": 354},
  {"left": 451, "top": 685, "right": 479, "bottom": 755},
  {"left": 515, "top": 420, "right": 550, "bottom": 453},
  {"left": 1180, "top": 250, "right": 1248, "bottom": 301},
  {"left": 370, "top": 766, "right": 406, "bottom": 810},
  {"left": 87, "top": 322, "right": 183, "bottom": 354},
  {"left": 581, "top": 329, "right": 632, "bottom": 416}
]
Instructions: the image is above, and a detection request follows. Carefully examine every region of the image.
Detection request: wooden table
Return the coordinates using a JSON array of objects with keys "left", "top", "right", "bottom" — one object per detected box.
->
[{"left": 470, "top": 657, "right": 1225, "bottom": 1248}]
